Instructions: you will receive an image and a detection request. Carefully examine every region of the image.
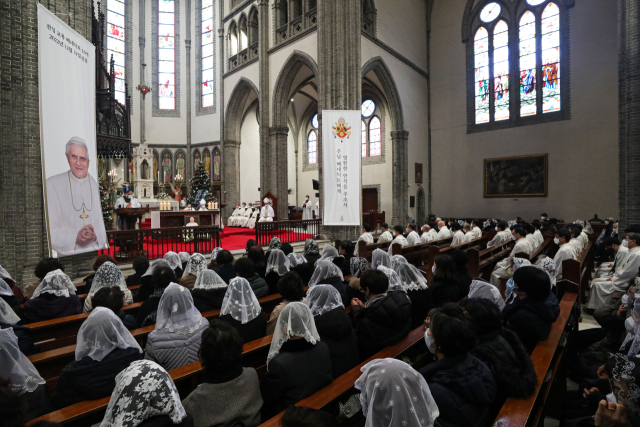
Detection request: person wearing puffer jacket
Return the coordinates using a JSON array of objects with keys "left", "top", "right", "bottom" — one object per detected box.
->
[
  {"left": 234, "top": 258, "right": 269, "bottom": 298},
  {"left": 350, "top": 270, "right": 412, "bottom": 361},
  {"left": 420, "top": 304, "right": 497, "bottom": 427}
]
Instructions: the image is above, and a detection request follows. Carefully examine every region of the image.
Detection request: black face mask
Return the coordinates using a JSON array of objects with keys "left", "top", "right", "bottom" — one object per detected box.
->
[{"left": 124, "top": 196, "right": 131, "bottom": 203}]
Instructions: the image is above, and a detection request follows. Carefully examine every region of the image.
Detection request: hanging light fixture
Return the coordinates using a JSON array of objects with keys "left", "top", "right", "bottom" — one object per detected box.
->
[{"left": 137, "top": 63, "right": 151, "bottom": 98}]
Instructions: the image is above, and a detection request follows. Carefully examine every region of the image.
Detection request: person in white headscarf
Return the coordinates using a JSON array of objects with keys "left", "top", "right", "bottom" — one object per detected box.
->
[
  {"left": 145, "top": 283, "right": 209, "bottom": 371},
  {"left": 0, "top": 328, "right": 53, "bottom": 420},
  {"left": 261, "top": 302, "right": 333, "bottom": 419},
  {"left": 178, "top": 252, "right": 190, "bottom": 269},
  {"left": 265, "top": 248, "right": 291, "bottom": 294},
  {"left": 52, "top": 307, "right": 142, "bottom": 408},
  {"left": 308, "top": 259, "right": 345, "bottom": 295},
  {"left": 388, "top": 225, "right": 410, "bottom": 256},
  {"left": 468, "top": 280, "right": 506, "bottom": 310},
  {"left": 189, "top": 269, "right": 229, "bottom": 313},
  {"left": 136, "top": 258, "right": 172, "bottom": 303},
  {"left": 179, "top": 253, "right": 207, "bottom": 290},
  {"left": 219, "top": 277, "right": 266, "bottom": 343},
  {"left": 84, "top": 261, "right": 132, "bottom": 312},
  {"left": 0, "top": 298, "right": 40, "bottom": 355},
  {"left": 306, "top": 284, "right": 358, "bottom": 377},
  {"left": 377, "top": 266, "right": 405, "bottom": 293},
  {"left": 0, "top": 277, "right": 23, "bottom": 321},
  {"left": 0, "top": 264, "right": 24, "bottom": 304},
  {"left": 355, "top": 358, "right": 440, "bottom": 427},
  {"left": 100, "top": 360, "right": 193, "bottom": 427},
  {"left": 394, "top": 261, "right": 430, "bottom": 328},
  {"left": 259, "top": 198, "right": 275, "bottom": 222},
  {"left": 287, "top": 252, "right": 308, "bottom": 268},
  {"left": 372, "top": 248, "right": 392, "bottom": 270},
  {"left": 163, "top": 251, "right": 183, "bottom": 276},
  {"left": 24, "top": 269, "right": 82, "bottom": 323}
]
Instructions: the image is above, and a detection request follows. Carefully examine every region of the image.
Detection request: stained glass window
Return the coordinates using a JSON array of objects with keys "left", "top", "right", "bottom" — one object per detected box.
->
[
  {"left": 474, "top": 27, "right": 489, "bottom": 124},
  {"left": 542, "top": 3, "right": 560, "bottom": 113},
  {"left": 361, "top": 120, "right": 367, "bottom": 158},
  {"left": 308, "top": 130, "right": 317, "bottom": 164},
  {"left": 519, "top": 11, "right": 537, "bottom": 117},
  {"left": 361, "top": 100, "right": 375, "bottom": 117},
  {"left": 201, "top": 0, "right": 214, "bottom": 108},
  {"left": 107, "top": 0, "right": 126, "bottom": 105},
  {"left": 158, "top": 0, "right": 176, "bottom": 110},
  {"left": 493, "top": 20, "right": 509, "bottom": 121},
  {"left": 369, "top": 116, "right": 381, "bottom": 157},
  {"left": 312, "top": 114, "right": 318, "bottom": 129},
  {"left": 480, "top": 2, "right": 501, "bottom": 23}
]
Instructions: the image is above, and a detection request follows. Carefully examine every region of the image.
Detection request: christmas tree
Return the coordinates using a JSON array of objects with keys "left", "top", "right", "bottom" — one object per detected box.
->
[
  {"left": 186, "top": 162, "right": 214, "bottom": 205},
  {"left": 100, "top": 182, "right": 113, "bottom": 224}
]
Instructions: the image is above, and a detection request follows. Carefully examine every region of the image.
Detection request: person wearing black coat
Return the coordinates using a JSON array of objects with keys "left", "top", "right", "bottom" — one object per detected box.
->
[
  {"left": 307, "top": 285, "right": 359, "bottom": 378},
  {"left": 451, "top": 249, "right": 473, "bottom": 300},
  {"left": 126, "top": 256, "right": 150, "bottom": 288},
  {"left": 23, "top": 293, "right": 83, "bottom": 323},
  {"left": 92, "top": 286, "right": 137, "bottom": 330},
  {"left": 192, "top": 287, "right": 227, "bottom": 312},
  {"left": 215, "top": 250, "right": 237, "bottom": 284},
  {"left": 248, "top": 245, "right": 268, "bottom": 279},
  {"left": 260, "top": 302, "right": 333, "bottom": 420},
  {"left": 218, "top": 277, "right": 267, "bottom": 343},
  {"left": 426, "top": 254, "right": 460, "bottom": 311},
  {"left": 459, "top": 298, "right": 537, "bottom": 399},
  {"left": 338, "top": 241, "right": 356, "bottom": 278},
  {"left": 234, "top": 258, "right": 270, "bottom": 298},
  {"left": 350, "top": 270, "right": 412, "bottom": 361},
  {"left": 503, "top": 266, "right": 561, "bottom": 354},
  {"left": 136, "top": 266, "right": 175, "bottom": 328},
  {"left": 420, "top": 304, "right": 497, "bottom": 427}
]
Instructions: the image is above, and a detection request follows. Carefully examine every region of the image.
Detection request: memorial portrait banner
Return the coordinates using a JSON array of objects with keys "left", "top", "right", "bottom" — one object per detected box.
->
[
  {"left": 38, "top": 4, "right": 107, "bottom": 257},
  {"left": 322, "top": 110, "right": 361, "bottom": 226}
]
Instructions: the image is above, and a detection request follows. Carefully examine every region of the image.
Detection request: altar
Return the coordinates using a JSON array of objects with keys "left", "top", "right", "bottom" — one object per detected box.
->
[{"left": 151, "top": 210, "right": 222, "bottom": 228}]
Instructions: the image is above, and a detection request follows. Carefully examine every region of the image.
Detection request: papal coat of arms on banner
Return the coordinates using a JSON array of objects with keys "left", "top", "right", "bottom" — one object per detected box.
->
[{"left": 332, "top": 117, "right": 352, "bottom": 140}]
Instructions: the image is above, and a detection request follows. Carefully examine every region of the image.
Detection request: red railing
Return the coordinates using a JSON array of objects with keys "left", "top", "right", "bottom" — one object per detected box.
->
[
  {"left": 255, "top": 219, "right": 320, "bottom": 246},
  {"left": 100, "top": 226, "right": 221, "bottom": 262}
]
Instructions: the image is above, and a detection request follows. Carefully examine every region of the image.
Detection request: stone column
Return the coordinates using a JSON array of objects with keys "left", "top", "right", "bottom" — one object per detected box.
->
[
  {"left": 223, "top": 140, "right": 241, "bottom": 219},
  {"left": 317, "top": 0, "right": 361, "bottom": 240},
  {"left": 270, "top": 126, "right": 289, "bottom": 219},
  {"left": 619, "top": 0, "right": 640, "bottom": 229},
  {"left": 391, "top": 130, "right": 409, "bottom": 226},
  {"left": 259, "top": 0, "right": 271, "bottom": 198},
  {"left": 139, "top": 0, "right": 146, "bottom": 145}
]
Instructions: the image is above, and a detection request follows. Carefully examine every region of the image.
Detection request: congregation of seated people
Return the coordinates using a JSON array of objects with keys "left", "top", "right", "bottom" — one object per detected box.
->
[{"left": 1, "top": 215, "right": 638, "bottom": 427}]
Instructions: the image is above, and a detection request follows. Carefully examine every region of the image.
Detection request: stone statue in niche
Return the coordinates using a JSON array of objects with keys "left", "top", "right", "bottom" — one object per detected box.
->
[
  {"left": 162, "top": 153, "right": 172, "bottom": 183},
  {"left": 141, "top": 160, "right": 150, "bottom": 180},
  {"left": 194, "top": 152, "right": 201, "bottom": 171},
  {"left": 176, "top": 153, "right": 185, "bottom": 178},
  {"left": 153, "top": 154, "right": 158, "bottom": 182},
  {"left": 213, "top": 148, "right": 221, "bottom": 181},
  {"left": 204, "top": 151, "right": 211, "bottom": 174}
]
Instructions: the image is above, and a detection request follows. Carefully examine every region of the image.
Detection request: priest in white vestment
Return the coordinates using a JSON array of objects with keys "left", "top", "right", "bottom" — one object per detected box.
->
[
  {"left": 490, "top": 227, "right": 534, "bottom": 287},
  {"left": 355, "top": 224, "right": 375, "bottom": 256},
  {"left": 388, "top": 225, "right": 409, "bottom": 256},
  {"left": 406, "top": 224, "right": 421, "bottom": 245},
  {"left": 588, "top": 234, "right": 640, "bottom": 310},
  {"left": 450, "top": 223, "right": 465, "bottom": 246},
  {"left": 470, "top": 220, "right": 483, "bottom": 239},
  {"left": 463, "top": 224, "right": 476, "bottom": 243},
  {"left": 227, "top": 204, "right": 241, "bottom": 226},
  {"left": 247, "top": 208, "right": 260, "bottom": 229},
  {"left": 421, "top": 224, "right": 434, "bottom": 243},
  {"left": 378, "top": 223, "right": 394, "bottom": 243},
  {"left": 114, "top": 184, "right": 142, "bottom": 230},
  {"left": 259, "top": 198, "right": 275, "bottom": 222},
  {"left": 532, "top": 221, "right": 544, "bottom": 247},
  {"left": 487, "top": 222, "right": 510, "bottom": 248},
  {"left": 436, "top": 221, "right": 452, "bottom": 239},
  {"left": 230, "top": 203, "right": 247, "bottom": 226},
  {"left": 237, "top": 203, "right": 253, "bottom": 227},
  {"left": 552, "top": 229, "right": 577, "bottom": 282},
  {"left": 45, "top": 137, "right": 107, "bottom": 256},
  {"left": 594, "top": 237, "right": 628, "bottom": 280},
  {"left": 185, "top": 217, "right": 198, "bottom": 227},
  {"left": 302, "top": 196, "right": 314, "bottom": 220}
]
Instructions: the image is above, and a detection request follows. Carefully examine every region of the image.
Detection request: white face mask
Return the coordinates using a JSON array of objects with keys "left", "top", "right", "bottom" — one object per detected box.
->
[
  {"left": 622, "top": 239, "right": 629, "bottom": 247},
  {"left": 541, "top": 217, "right": 546, "bottom": 220},
  {"left": 605, "top": 221, "right": 609, "bottom": 225},
  {"left": 554, "top": 237, "right": 560, "bottom": 245},
  {"left": 511, "top": 234, "right": 517, "bottom": 241},
  {"left": 495, "top": 227, "right": 499, "bottom": 231},
  {"left": 432, "top": 266, "right": 436, "bottom": 275},
  {"left": 424, "top": 329, "right": 437, "bottom": 354}
]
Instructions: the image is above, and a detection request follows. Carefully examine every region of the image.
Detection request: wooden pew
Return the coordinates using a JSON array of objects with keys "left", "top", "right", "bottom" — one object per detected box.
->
[
  {"left": 390, "top": 236, "right": 454, "bottom": 269},
  {"left": 467, "top": 239, "right": 515, "bottom": 280},
  {"left": 421, "top": 236, "right": 488, "bottom": 284},
  {"left": 357, "top": 239, "right": 392, "bottom": 261}
]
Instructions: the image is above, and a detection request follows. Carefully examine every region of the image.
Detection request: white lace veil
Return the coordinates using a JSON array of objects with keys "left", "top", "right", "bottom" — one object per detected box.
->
[
  {"left": 355, "top": 358, "right": 439, "bottom": 427},
  {"left": 309, "top": 259, "right": 344, "bottom": 287},
  {"left": 306, "top": 284, "right": 344, "bottom": 317},
  {"left": 391, "top": 255, "right": 409, "bottom": 271},
  {"left": 620, "top": 296, "right": 640, "bottom": 356},
  {"left": 90, "top": 262, "right": 127, "bottom": 295},
  {"left": 378, "top": 266, "right": 405, "bottom": 293},
  {"left": 0, "top": 298, "right": 20, "bottom": 324},
  {"left": 0, "top": 278, "right": 14, "bottom": 297},
  {"left": 469, "top": 280, "right": 505, "bottom": 310},
  {"left": 182, "top": 253, "right": 207, "bottom": 277},
  {"left": 193, "top": 270, "right": 228, "bottom": 290},
  {"left": 267, "top": 301, "right": 320, "bottom": 367},
  {"left": 100, "top": 360, "right": 187, "bottom": 427},
  {"left": 0, "top": 265, "right": 15, "bottom": 286},
  {"left": 210, "top": 247, "right": 223, "bottom": 261},
  {"left": 266, "top": 249, "right": 291, "bottom": 276},
  {"left": 178, "top": 252, "right": 190, "bottom": 264},
  {"left": 142, "top": 259, "right": 171, "bottom": 277},
  {"left": 287, "top": 252, "right": 308, "bottom": 267},
  {"left": 163, "top": 252, "right": 182, "bottom": 270},
  {"left": 316, "top": 245, "right": 343, "bottom": 264},
  {"left": 221, "top": 278, "right": 262, "bottom": 324},
  {"left": 31, "top": 269, "right": 77, "bottom": 299},
  {"left": 155, "top": 283, "right": 207, "bottom": 335},
  {"left": 0, "top": 328, "right": 46, "bottom": 395},
  {"left": 350, "top": 257, "right": 371, "bottom": 278},
  {"left": 372, "top": 249, "right": 392, "bottom": 269},
  {"left": 268, "top": 237, "right": 282, "bottom": 250},
  {"left": 75, "top": 307, "right": 142, "bottom": 361},
  {"left": 394, "top": 263, "right": 428, "bottom": 291}
]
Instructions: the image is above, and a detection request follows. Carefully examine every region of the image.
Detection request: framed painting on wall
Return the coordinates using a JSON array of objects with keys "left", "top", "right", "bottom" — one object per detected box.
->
[
  {"left": 415, "top": 162, "right": 423, "bottom": 184},
  {"left": 484, "top": 154, "right": 548, "bottom": 198}
]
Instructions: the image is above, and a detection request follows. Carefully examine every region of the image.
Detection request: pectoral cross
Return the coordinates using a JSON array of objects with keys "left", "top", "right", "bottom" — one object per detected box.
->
[{"left": 80, "top": 209, "right": 89, "bottom": 226}]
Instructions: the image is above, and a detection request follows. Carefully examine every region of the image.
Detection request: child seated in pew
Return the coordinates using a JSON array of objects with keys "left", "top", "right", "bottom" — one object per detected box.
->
[
  {"left": 136, "top": 265, "right": 175, "bottom": 328},
  {"left": 190, "top": 270, "right": 228, "bottom": 312},
  {"left": 23, "top": 270, "right": 82, "bottom": 323},
  {"left": 21, "top": 257, "right": 65, "bottom": 301},
  {"left": 260, "top": 302, "right": 333, "bottom": 419},
  {"left": 145, "top": 283, "right": 209, "bottom": 371},
  {"left": 182, "top": 320, "right": 262, "bottom": 427},
  {"left": 126, "top": 255, "right": 150, "bottom": 288},
  {"left": 92, "top": 286, "right": 137, "bottom": 330},
  {"left": 266, "top": 272, "right": 307, "bottom": 335},
  {"left": 0, "top": 299, "right": 39, "bottom": 355},
  {"left": 0, "top": 328, "right": 53, "bottom": 421},
  {"left": 84, "top": 262, "right": 133, "bottom": 313},
  {"left": 420, "top": 304, "right": 497, "bottom": 427},
  {"left": 100, "top": 360, "right": 195, "bottom": 427},
  {"left": 52, "top": 307, "right": 142, "bottom": 409},
  {"left": 219, "top": 277, "right": 266, "bottom": 343}
]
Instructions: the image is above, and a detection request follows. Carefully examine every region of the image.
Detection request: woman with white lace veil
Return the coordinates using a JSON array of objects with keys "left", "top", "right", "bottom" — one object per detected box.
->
[
  {"left": 24, "top": 269, "right": 82, "bottom": 323},
  {"left": 391, "top": 254, "right": 409, "bottom": 270},
  {"left": 0, "top": 277, "right": 23, "bottom": 321},
  {"left": 355, "top": 358, "right": 439, "bottom": 427},
  {"left": 189, "top": 269, "right": 228, "bottom": 313},
  {"left": 163, "top": 251, "right": 183, "bottom": 277},
  {"left": 0, "top": 264, "right": 24, "bottom": 305},
  {"left": 52, "top": 307, "right": 142, "bottom": 409},
  {"left": 468, "top": 280, "right": 506, "bottom": 310},
  {"left": 209, "top": 247, "right": 224, "bottom": 271},
  {"left": 136, "top": 258, "right": 172, "bottom": 303},
  {"left": 100, "top": 360, "right": 193, "bottom": 427},
  {"left": 306, "top": 285, "right": 359, "bottom": 377},
  {"left": 265, "top": 249, "right": 291, "bottom": 294},
  {"left": 372, "top": 248, "right": 392, "bottom": 269},
  {"left": 178, "top": 252, "right": 190, "bottom": 269},
  {"left": 377, "top": 266, "right": 405, "bottom": 293},
  {"left": 219, "top": 277, "right": 266, "bottom": 343},
  {"left": 287, "top": 252, "right": 308, "bottom": 268},
  {"left": 316, "top": 245, "right": 344, "bottom": 265},
  {"left": 179, "top": 253, "right": 208, "bottom": 290},
  {"left": 261, "top": 302, "right": 333, "bottom": 419},
  {"left": 84, "top": 262, "right": 132, "bottom": 312},
  {"left": 391, "top": 260, "right": 431, "bottom": 328},
  {"left": 145, "top": 283, "right": 208, "bottom": 371},
  {"left": 309, "top": 259, "right": 346, "bottom": 298},
  {"left": 0, "top": 328, "right": 53, "bottom": 420}
]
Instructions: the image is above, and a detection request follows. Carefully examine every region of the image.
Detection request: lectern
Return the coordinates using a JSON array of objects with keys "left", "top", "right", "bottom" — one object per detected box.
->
[{"left": 114, "top": 207, "right": 150, "bottom": 230}]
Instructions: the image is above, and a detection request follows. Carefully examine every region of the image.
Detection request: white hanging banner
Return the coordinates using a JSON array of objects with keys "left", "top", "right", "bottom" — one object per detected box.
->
[
  {"left": 38, "top": 4, "right": 106, "bottom": 258},
  {"left": 322, "top": 110, "right": 361, "bottom": 225}
]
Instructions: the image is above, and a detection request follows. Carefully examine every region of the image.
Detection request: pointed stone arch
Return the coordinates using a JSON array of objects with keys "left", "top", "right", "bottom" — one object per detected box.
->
[{"left": 272, "top": 50, "right": 319, "bottom": 127}]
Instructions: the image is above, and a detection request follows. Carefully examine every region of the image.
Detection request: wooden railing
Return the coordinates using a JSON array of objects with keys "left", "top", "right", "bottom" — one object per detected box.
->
[
  {"left": 255, "top": 219, "right": 320, "bottom": 246},
  {"left": 99, "top": 225, "right": 221, "bottom": 262}
]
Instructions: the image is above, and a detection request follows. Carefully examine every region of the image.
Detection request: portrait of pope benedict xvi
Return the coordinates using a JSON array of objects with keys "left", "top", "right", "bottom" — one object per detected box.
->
[{"left": 45, "top": 136, "right": 107, "bottom": 256}]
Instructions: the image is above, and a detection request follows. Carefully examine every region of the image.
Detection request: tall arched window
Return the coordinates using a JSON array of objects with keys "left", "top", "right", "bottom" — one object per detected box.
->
[
  {"left": 466, "top": 0, "right": 569, "bottom": 131},
  {"left": 200, "top": 0, "right": 214, "bottom": 108},
  {"left": 361, "top": 100, "right": 381, "bottom": 158},
  {"left": 107, "top": 0, "right": 127, "bottom": 105},
  {"left": 308, "top": 115, "right": 318, "bottom": 165},
  {"left": 158, "top": 0, "right": 176, "bottom": 110},
  {"left": 228, "top": 22, "right": 238, "bottom": 58},
  {"left": 238, "top": 15, "right": 248, "bottom": 52}
]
